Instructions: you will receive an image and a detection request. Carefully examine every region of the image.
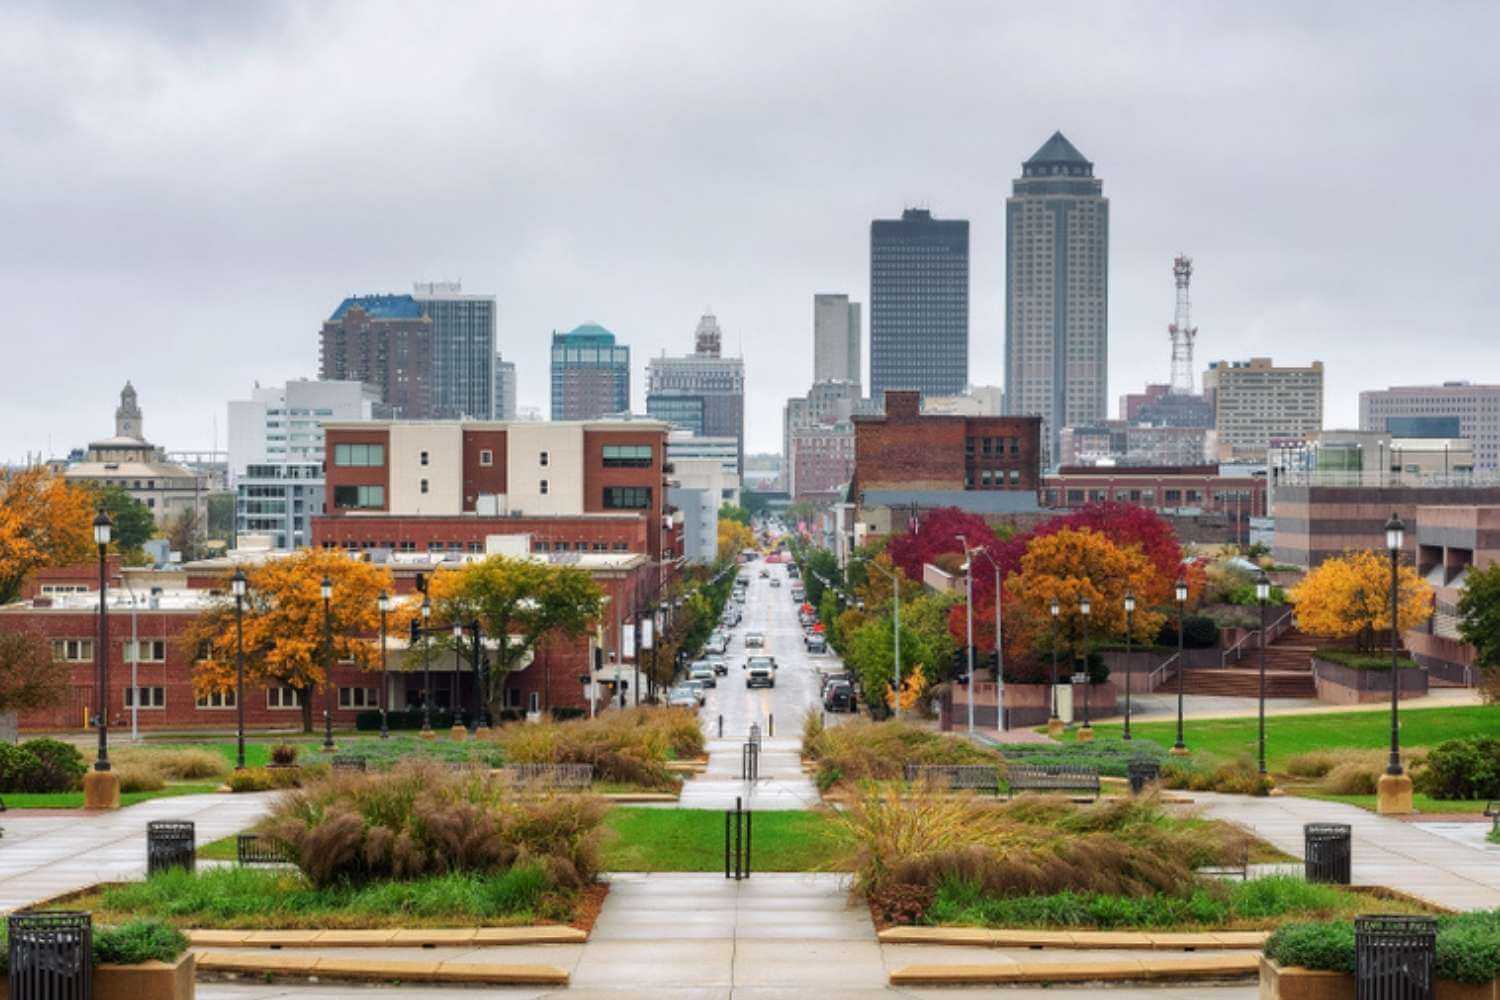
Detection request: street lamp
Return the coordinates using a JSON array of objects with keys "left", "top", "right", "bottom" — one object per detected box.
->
[
  {"left": 1048, "top": 598, "right": 1061, "bottom": 734},
  {"left": 957, "top": 535, "right": 975, "bottom": 736},
  {"left": 1172, "top": 577, "right": 1189, "bottom": 755},
  {"left": 452, "top": 622, "right": 465, "bottom": 737},
  {"left": 232, "top": 569, "right": 248, "bottom": 769},
  {"left": 1255, "top": 572, "right": 1270, "bottom": 775},
  {"left": 969, "top": 547, "right": 1005, "bottom": 733},
  {"left": 421, "top": 596, "right": 433, "bottom": 737},
  {"left": 1077, "top": 596, "right": 1093, "bottom": 740},
  {"left": 1123, "top": 592, "right": 1136, "bottom": 741},
  {"left": 321, "top": 576, "right": 335, "bottom": 751},
  {"left": 377, "top": 591, "right": 391, "bottom": 739},
  {"left": 1379, "top": 512, "right": 1412, "bottom": 814},
  {"left": 92, "top": 509, "right": 114, "bottom": 771}
]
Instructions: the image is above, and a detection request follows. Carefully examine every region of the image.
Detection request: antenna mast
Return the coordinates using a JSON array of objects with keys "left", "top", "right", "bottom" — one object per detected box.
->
[{"left": 1168, "top": 254, "right": 1197, "bottom": 394}]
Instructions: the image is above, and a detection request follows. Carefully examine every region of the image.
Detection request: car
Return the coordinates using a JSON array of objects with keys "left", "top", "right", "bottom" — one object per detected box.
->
[
  {"left": 790, "top": 588, "right": 805, "bottom": 602},
  {"left": 820, "top": 672, "right": 852, "bottom": 696},
  {"left": 746, "top": 660, "right": 775, "bottom": 689},
  {"left": 769, "top": 578, "right": 781, "bottom": 588},
  {"left": 759, "top": 568, "right": 769, "bottom": 578},
  {"left": 667, "top": 686, "right": 699, "bottom": 708},
  {"left": 683, "top": 679, "right": 707, "bottom": 705},
  {"left": 744, "top": 632, "right": 765, "bottom": 648},
  {"left": 806, "top": 634, "right": 827, "bottom": 654},
  {"left": 823, "top": 680, "right": 854, "bottom": 712},
  {"left": 705, "top": 632, "right": 729, "bottom": 655},
  {"left": 689, "top": 663, "right": 717, "bottom": 688}
]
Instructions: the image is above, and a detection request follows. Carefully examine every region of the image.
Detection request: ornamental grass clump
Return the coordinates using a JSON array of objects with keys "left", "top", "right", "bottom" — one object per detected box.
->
[
  {"left": 494, "top": 706, "right": 699, "bottom": 789},
  {"left": 804, "top": 718, "right": 1001, "bottom": 790},
  {"left": 113, "top": 746, "right": 230, "bottom": 781}
]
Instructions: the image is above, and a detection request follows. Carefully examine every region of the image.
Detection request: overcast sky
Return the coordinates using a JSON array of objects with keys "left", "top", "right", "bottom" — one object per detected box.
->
[{"left": 3, "top": 1, "right": 1497, "bottom": 463}]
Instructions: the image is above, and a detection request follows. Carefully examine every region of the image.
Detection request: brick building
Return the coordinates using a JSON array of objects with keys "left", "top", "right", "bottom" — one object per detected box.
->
[
  {"left": 851, "top": 390, "right": 1042, "bottom": 495},
  {"left": 1273, "top": 482, "right": 1500, "bottom": 569},
  {"left": 319, "top": 296, "right": 435, "bottom": 418},
  {"left": 1042, "top": 464, "right": 1266, "bottom": 518}
]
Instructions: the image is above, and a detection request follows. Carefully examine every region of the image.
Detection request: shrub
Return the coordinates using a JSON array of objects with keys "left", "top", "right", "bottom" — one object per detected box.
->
[
  {"left": 493, "top": 707, "right": 700, "bottom": 789},
  {"left": 1414, "top": 737, "right": 1500, "bottom": 800},
  {"left": 0, "top": 920, "right": 187, "bottom": 974},
  {"left": 270, "top": 743, "right": 300, "bottom": 766},
  {"left": 114, "top": 760, "right": 167, "bottom": 793},
  {"left": 803, "top": 718, "right": 1000, "bottom": 790},
  {"left": 998, "top": 738, "right": 1165, "bottom": 779},
  {"left": 1156, "top": 615, "right": 1221, "bottom": 649},
  {"left": 1268, "top": 912, "right": 1500, "bottom": 986},
  {"left": 356, "top": 708, "right": 455, "bottom": 731},
  {"left": 21, "top": 738, "right": 87, "bottom": 792},
  {"left": 0, "top": 744, "right": 41, "bottom": 793},
  {"left": 1314, "top": 648, "right": 1419, "bottom": 670},
  {"left": 1161, "top": 758, "right": 1273, "bottom": 796},
  {"left": 114, "top": 747, "right": 228, "bottom": 781},
  {"left": 227, "top": 766, "right": 308, "bottom": 793},
  {"left": 1264, "top": 920, "right": 1356, "bottom": 972}
]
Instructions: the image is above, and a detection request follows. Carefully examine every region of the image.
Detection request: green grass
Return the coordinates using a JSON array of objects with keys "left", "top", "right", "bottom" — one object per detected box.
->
[
  {"left": 1061, "top": 706, "right": 1500, "bottom": 772},
  {"left": 1287, "top": 789, "right": 1497, "bottom": 815},
  {"left": 141, "top": 734, "right": 503, "bottom": 772},
  {"left": 68, "top": 864, "right": 567, "bottom": 929},
  {"left": 601, "top": 808, "right": 851, "bottom": 872},
  {"left": 2, "top": 782, "right": 220, "bottom": 809},
  {"left": 197, "top": 835, "right": 239, "bottom": 861}
]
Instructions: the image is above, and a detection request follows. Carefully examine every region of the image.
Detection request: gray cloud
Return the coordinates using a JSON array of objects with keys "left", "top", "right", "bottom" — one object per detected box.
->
[{"left": 2, "top": 0, "right": 1497, "bottom": 462}]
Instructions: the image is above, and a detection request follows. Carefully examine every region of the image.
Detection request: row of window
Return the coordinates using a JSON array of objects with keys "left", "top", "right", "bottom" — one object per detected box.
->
[
  {"left": 333, "top": 442, "right": 657, "bottom": 476},
  {"left": 333, "top": 443, "right": 385, "bottom": 467},
  {"left": 117, "top": 686, "right": 379, "bottom": 710},
  {"left": 333, "top": 485, "right": 384, "bottom": 509}
]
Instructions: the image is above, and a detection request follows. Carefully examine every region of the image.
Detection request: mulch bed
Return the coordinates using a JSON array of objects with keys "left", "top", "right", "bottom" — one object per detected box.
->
[{"left": 570, "top": 882, "right": 610, "bottom": 934}]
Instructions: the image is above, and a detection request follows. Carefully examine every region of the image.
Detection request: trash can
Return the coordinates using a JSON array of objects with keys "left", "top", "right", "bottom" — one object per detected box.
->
[
  {"left": 1304, "top": 822, "right": 1352, "bottom": 884},
  {"left": 1355, "top": 915, "right": 1435, "bottom": 1000},
  {"left": 1127, "top": 760, "right": 1160, "bottom": 795},
  {"left": 146, "top": 820, "right": 196, "bottom": 877},
  {"left": 8, "top": 912, "right": 92, "bottom": 1000}
]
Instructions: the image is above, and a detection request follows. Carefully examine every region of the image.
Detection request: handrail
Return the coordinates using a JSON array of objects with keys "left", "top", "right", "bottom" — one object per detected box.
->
[
  {"left": 1219, "top": 607, "right": 1298, "bottom": 666},
  {"left": 1144, "top": 651, "right": 1179, "bottom": 692},
  {"left": 1221, "top": 629, "right": 1260, "bottom": 667}
]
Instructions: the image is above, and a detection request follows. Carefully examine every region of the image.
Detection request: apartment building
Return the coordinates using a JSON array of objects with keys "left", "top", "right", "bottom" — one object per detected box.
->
[
  {"left": 1360, "top": 382, "right": 1500, "bottom": 471},
  {"left": 1204, "top": 358, "right": 1324, "bottom": 461}
]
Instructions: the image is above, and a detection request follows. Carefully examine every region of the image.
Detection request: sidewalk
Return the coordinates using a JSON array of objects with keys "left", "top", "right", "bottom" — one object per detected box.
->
[
  {"left": 0, "top": 791, "right": 274, "bottom": 912},
  {"left": 1192, "top": 791, "right": 1500, "bottom": 910},
  {"left": 675, "top": 737, "right": 823, "bottom": 811}
]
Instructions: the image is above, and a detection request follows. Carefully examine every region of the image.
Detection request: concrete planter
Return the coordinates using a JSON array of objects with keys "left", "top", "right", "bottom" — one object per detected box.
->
[
  {"left": 1311, "top": 657, "right": 1428, "bottom": 706},
  {"left": 0, "top": 955, "right": 195, "bottom": 1000},
  {"left": 1259, "top": 958, "right": 1495, "bottom": 1000}
]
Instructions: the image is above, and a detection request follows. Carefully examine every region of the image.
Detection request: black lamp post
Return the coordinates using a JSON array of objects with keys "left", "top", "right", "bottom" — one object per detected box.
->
[
  {"left": 92, "top": 509, "right": 113, "bottom": 774},
  {"left": 1385, "top": 512, "right": 1405, "bottom": 779},
  {"left": 1173, "top": 577, "right": 1188, "bottom": 754},
  {"left": 1255, "top": 572, "right": 1270, "bottom": 775},
  {"left": 1123, "top": 592, "right": 1136, "bottom": 741},
  {"left": 1048, "top": 598, "right": 1061, "bottom": 731},
  {"left": 321, "top": 576, "right": 335, "bottom": 751},
  {"left": 452, "top": 622, "right": 464, "bottom": 732},
  {"left": 232, "top": 568, "right": 248, "bottom": 769},
  {"left": 1078, "top": 596, "right": 1092, "bottom": 736},
  {"left": 421, "top": 596, "right": 433, "bottom": 735},
  {"left": 377, "top": 591, "right": 391, "bottom": 739}
]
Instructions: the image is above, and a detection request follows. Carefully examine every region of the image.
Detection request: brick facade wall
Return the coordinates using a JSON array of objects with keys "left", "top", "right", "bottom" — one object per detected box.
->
[{"left": 852, "top": 390, "right": 1043, "bottom": 495}]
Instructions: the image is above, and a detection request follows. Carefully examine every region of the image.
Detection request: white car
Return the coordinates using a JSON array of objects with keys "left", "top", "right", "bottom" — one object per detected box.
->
[
  {"left": 683, "top": 679, "right": 707, "bottom": 705},
  {"left": 744, "top": 632, "right": 765, "bottom": 649},
  {"left": 667, "top": 686, "right": 699, "bottom": 709},
  {"left": 689, "top": 664, "right": 717, "bottom": 688}
]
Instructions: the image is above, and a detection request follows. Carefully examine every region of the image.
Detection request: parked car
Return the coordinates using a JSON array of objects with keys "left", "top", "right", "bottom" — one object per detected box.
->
[
  {"left": 684, "top": 679, "right": 707, "bottom": 705},
  {"left": 705, "top": 632, "right": 729, "bottom": 655},
  {"left": 706, "top": 653, "right": 729, "bottom": 675},
  {"left": 823, "top": 680, "right": 854, "bottom": 712},
  {"left": 769, "top": 578, "right": 781, "bottom": 588},
  {"left": 820, "top": 672, "right": 852, "bottom": 696},
  {"left": 744, "top": 632, "right": 765, "bottom": 648},
  {"left": 746, "top": 657, "right": 776, "bottom": 689},
  {"left": 689, "top": 662, "right": 717, "bottom": 688},
  {"left": 668, "top": 686, "right": 699, "bottom": 708},
  {"left": 806, "top": 634, "right": 827, "bottom": 654}
]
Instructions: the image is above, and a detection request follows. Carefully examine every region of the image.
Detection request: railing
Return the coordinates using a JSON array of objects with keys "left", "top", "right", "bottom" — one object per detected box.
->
[
  {"left": 1220, "top": 607, "right": 1297, "bottom": 666},
  {"left": 1145, "top": 652, "right": 1180, "bottom": 692}
]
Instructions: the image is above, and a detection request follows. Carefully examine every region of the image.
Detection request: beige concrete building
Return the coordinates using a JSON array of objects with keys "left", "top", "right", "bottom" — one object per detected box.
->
[
  {"left": 1360, "top": 382, "right": 1500, "bottom": 471},
  {"left": 1203, "top": 357, "right": 1324, "bottom": 461}
]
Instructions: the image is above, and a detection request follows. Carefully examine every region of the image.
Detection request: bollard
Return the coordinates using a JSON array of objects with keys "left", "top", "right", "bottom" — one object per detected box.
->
[
  {"left": 718, "top": 714, "right": 723, "bottom": 738},
  {"left": 769, "top": 714, "right": 774, "bottom": 737},
  {"left": 741, "top": 741, "right": 760, "bottom": 781}
]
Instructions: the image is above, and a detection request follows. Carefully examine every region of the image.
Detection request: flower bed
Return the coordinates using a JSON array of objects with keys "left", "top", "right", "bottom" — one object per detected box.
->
[
  {"left": 996, "top": 738, "right": 1166, "bottom": 779},
  {"left": 1312, "top": 651, "right": 1427, "bottom": 705}
]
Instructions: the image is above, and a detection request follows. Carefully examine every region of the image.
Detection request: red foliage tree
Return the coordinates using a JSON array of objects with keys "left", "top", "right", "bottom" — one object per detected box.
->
[
  {"left": 1024, "top": 501, "right": 1184, "bottom": 584},
  {"left": 886, "top": 508, "right": 1017, "bottom": 605}
]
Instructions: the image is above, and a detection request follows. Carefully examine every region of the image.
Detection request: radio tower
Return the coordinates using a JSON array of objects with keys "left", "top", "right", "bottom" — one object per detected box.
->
[{"left": 1167, "top": 254, "right": 1197, "bottom": 395}]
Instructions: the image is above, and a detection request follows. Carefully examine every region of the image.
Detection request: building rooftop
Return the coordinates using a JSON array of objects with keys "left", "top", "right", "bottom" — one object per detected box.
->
[
  {"left": 860, "top": 489, "right": 1041, "bottom": 514},
  {"left": 329, "top": 294, "right": 425, "bottom": 321},
  {"left": 1024, "top": 130, "right": 1091, "bottom": 166},
  {"left": 555, "top": 324, "right": 617, "bottom": 344}
]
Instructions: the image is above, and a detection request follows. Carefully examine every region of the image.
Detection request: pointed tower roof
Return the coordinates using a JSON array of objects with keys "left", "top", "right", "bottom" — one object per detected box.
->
[{"left": 1025, "top": 131, "right": 1091, "bottom": 166}]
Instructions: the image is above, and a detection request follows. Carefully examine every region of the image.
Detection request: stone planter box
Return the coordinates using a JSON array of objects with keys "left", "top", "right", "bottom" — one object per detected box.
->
[
  {"left": 0, "top": 954, "right": 195, "bottom": 1000},
  {"left": 1260, "top": 957, "right": 1494, "bottom": 1000},
  {"left": 943, "top": 682, "right": 1118, "bottom": 730},
  {"left": 1311, "top": 657, "right": 1428, "bottom": 706}
]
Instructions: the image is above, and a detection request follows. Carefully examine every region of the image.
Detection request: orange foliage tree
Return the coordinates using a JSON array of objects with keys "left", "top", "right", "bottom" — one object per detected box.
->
[
  {"left": 0, "top": 468, "right": 96, "bottom": 605},
  {"left": 1003, "top": 527, "right": 1167, "bottom": 664},
  {"left": 1291, "top": 550, "right": 1432, "bottom": 651},
  {"left": 186, "top": 549, "right": 393, "bottom": 732}
]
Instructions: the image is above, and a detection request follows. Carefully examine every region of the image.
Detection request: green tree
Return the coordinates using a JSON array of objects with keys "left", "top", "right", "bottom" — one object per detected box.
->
[
  {"left": 719, "top": 503, "right": 751, "bottom": 526},
  {"left": 93, "top": 486, "right": 156, "bottom": 552},
  {"left": 207, "top": 492, "right": 236, "bottom": 546},
  {"left": 799, "top": 548, "right": 839, "bottom": 607},
  {"left": 845, "top": 616, "right": 934, "bottom": 719},
  {"left": 1458, "top": 563, "right": 1500, "bottom": 669},
  {"left": 905, "top": 591, "right": 959, "bottom": 680}
]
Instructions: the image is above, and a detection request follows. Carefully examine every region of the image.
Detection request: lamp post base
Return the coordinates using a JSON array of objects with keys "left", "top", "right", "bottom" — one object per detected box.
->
[
  {"left": 474, "top": 726, "right": 492, "bottom": 740},
  {"left": 1077, "top": 726, "right": 1094, "bottom": 743},
  {"left": 419, "top": 728, "right": 437, "bottom": 741},
  {"left": 1046, "top": 718, "right": 1064, "bottom": 737},
  {"left": 449, "top": 724, "right": 468, "bottom": 742},
  {"left": 1377, "top": 772, "right": 1414, "bottom": 815},
  {"left": 83, "top": 770, "right": 121, "bottom": 810},
  {"left": 1169, "top": 745, "right": 1192, "bottom": 757}
]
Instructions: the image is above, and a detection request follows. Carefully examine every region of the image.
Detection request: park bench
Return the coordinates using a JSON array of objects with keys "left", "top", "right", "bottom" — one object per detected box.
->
[
  {"left": 331, "top": 755, "right": 367, "bottom": 772},
  {"left": 1197, "top": 839, "right": 1250, "bottom": 880},
  {"left": 902, "top": 763, "right": 1003, "bottom": 795},
  {"left": 236, "top": 833, "right": 293, "bottom": 866},
  {"left": 1005, "top": 764, "right": 1101, "bottom": 800},
  {"left": 505, "top": 763, "right": 594, "bottom": 790}
]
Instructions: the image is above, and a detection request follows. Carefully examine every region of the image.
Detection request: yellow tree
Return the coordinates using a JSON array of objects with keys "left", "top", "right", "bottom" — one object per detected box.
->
[
  {"left": 1291, "top": 550, "right": 1432, "bottom": 651},
  {"left": 1004, "top": 527, "right": 1165, "bottom": 662},
  {"left": 717, "top": 519, "right": 755, "bottom": 563},
  {"left": 187, "top": 549, "right": 392, "bottom": 732},
  {"left": 850, "top": 552, "right": 924, "bottom": 616},
  {"left": 0, "top": 468, "right": 96, "bottom": 605}
]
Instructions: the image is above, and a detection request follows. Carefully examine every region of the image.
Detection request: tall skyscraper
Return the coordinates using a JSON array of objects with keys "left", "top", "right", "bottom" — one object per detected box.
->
[
  {"left": 320, "top": 295, "right": 434, "bottom": 418},
  {"left": 1004, "top": 131, "right": 1109, "bottom": 468},
  {"left": 550, "top": 325, "right": 630, "bottom": 420},
  {"left": 869, "top": 209, "right": 968, "bottom": 405},
  {"left": 493, "top": 356, "right": 518, "bottom": 421},
  {"left": 813, "top": 293, "right": 862, "bottom": 386},
  {"left": 646, "top": 313, "right": 746, "bottom": 473},
  {"left": 411, "top": 282, "right": 497, "bottom": 419}
]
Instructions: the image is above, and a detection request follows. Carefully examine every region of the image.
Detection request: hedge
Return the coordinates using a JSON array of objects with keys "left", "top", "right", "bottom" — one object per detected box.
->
[
  {"left": 1267, "top": 911, "right": 1500, "bottom": 985},
  {"left": 1314, "top": 647, "right": 1420, "bottom": 671}
]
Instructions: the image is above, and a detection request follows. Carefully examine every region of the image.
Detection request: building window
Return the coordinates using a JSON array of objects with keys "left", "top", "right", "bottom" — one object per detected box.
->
[
  {"left": 123, "top": 639, "right": 166, "bottom": 663},
  {"left": 339, "top": 687, "right": 378, "bottom": 709},
  {"left": 268, "top": 686, "right": 303, "bottom": 709},
  {"left": 39, "top": 584, "right": 88, "bottom": 596},
  {"left": 51, "top": 639, "right": 93, "bottom": 662},
  {"left": 603, "top": 486, "right": 652, "bottom": 509},
  {"left": 602, "top": 444, "right": 653, "bottom": 468},
  {"left": 540, "top": 479, "right": 549, "bottom": 495},
  {"left": 420, "top": 479, "right": 429, "bottom": 494},
  {"left": 333, "top": 443, "right": 385, "bottom": 467},
  {"left": 333, "top": 485, "right": 385, "bottom": 509},
  {"left": 196, "top": 690, "right": 237, "bottom": 709},
  {"left": 420, "top": 450, "right": 429, "bottom": 466},
  {"left": 124, "top": 686, "right": 166, "bottom": 709},
  {"left": 479, "top": 449, "right": 493, "bottom": 467},
  {"left": 539, "top": 451, "right": 549, "bottom": 467}
]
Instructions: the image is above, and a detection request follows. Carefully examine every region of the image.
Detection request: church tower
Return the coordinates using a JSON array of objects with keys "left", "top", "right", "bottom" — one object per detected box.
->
[{"left": 115, "top": 381, "right": 143, "bottom": 440}]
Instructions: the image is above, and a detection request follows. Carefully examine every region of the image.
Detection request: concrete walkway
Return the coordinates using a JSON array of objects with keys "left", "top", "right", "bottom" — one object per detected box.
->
[
  {"left": 0, "top": 791, "right": 274, "bottom": 912},
  {"left": 676, "top": 737, "right": 823, "bottom": 811},
  {"left": 1192, "top": 791, "right": 1500, "bottom": 910}
]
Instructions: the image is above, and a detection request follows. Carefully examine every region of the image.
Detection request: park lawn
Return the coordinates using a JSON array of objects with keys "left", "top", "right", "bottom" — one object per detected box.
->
[
  {"left": 198, "top": 835, "right": 239, "bottom": 861},
  {"left": 1285, "top": 789, "right": 1495, "bottom": 815},
  {"left": 601, "top": 807, "right": 851, "bottom": 872},
  {"left": 1062, "top": 705, "right": 1500, "bottom": 772},
  {"left": 2, "top": 782, "right": 221, "bottom": 809}
]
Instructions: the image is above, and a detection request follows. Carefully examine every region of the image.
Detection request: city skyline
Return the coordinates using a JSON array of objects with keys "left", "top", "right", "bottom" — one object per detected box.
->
[{"left": 3, "top": 3, "right": 1499, "bottom": 461}]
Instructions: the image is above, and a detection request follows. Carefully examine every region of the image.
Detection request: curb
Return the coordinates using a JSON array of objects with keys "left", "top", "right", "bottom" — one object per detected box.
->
[
  {"left": 600, "top": 792, "right": 680, "bottom": 803},
  {"left": 878, "top": 927, "right": 1268, "bottom": 950},
  {"left": 186, "top": 926, "right": 588, "bottom": 948},
  {"left": 888, "top": 952, "right": 1259, "bottom": 985},
  {"left": 195, "top": 952, "right": 569, "bottom": 986}
]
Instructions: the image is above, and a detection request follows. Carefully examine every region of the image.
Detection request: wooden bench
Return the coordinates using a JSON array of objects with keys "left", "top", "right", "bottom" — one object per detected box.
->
[
  {"left": 902, "top": 764, "right": 1003, "bottom": 795},
  {"left": 1197, "top": 840, "right": 1250, "bottom": 881},
  {"left": 236, "top": 833, "right": 293, "bottom": 866},
  {"left": 1006, "top": 764, "right": 1101, "bottom": 800},
  {"left": 504, "top": 763, "right": 594, "bottom": 790}
]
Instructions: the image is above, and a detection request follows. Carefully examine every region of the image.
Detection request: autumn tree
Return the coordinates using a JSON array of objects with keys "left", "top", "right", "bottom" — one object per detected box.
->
[
  {"left": 0, "top": 468, "right": 96, "bottom": 605},
  {"left": 717, "top": 519, "right": 755, "bottom": 563},
  {"left": 719, "top": 503, "right": 751, "bottom": 526},
  {"left": 848, "top": 551, "right": 924, "bottom": 616},
  {"left": 1458, "top": 563, "right": 1500, "bottom": 670},
  {"left": 1292, "top": 550, "right": 1433, "bottom": 651},
  {"left": 886, "top": 507, "right": 1011, "bottom": 602},
  {"left": 426, "top": 556, "right": 603, "bottom": 718},
  {"left": 0, "top": 627, "right": 71, "bottom": 715},
  {"left": 187, "top": 549, "right": 393, "bottom": 732},
  {"left": 1027, "top": 501, "right": 1186, "bottom": 585},
  {"left": 845, "top": 616, "right": 933, "bottom": 719}
]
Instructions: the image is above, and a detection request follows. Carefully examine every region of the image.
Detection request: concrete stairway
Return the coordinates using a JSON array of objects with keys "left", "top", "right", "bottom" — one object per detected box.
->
[{"left": 1167, "top": 625, "right": 1319, "bottom": 699}]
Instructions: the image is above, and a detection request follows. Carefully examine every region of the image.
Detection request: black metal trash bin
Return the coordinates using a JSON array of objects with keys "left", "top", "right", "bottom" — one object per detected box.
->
[
  {"left": 1356, "top": 915, "right": 1435, "bottom": 1000},
  {"left": 146, "top": 820, "right": 196, "bottom": 877},
  {"left": 332, "top": 755, "right": 367, "bottom": 773},
  {"left": 8, "top": 911, "right": 93, "bottom": 1000},
  {"left": 1127, "top": 760, "right": 1160, "bottom": 795},
  {"left": 1304, "top": 822, "right": 1352, "bottom": 884}
]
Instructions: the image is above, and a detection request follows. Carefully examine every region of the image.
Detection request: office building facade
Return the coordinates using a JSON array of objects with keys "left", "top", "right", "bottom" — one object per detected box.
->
[
  {"left": 493, "top": 357, "right": 517, "bottom": 421},
  {"left": 411, "top": 282, "right": 497, "bottom": 419},
  {"left": 869, "top": 208, "right": 969, "bottom": 405},
  {"left": 813, "top": 293, "right": 862, "bottom": 386},
  {"left": 1005, "top": 132, "right": 1110, "bottom": 470},
  {"left": 1360, "top": 383, "right": 1500, "bottom": 471},
  {"left": 320, "top": 296, "right": 435, "bottom": 418},
  {"left": 551, "top": 325, "right": 631, "bottom": 421},
  {"left": 645, "top": 313, "right": 745, "bottom": 473},
  {"left": 1204, "top": 358, "right": 1324, "bottom": 461}
]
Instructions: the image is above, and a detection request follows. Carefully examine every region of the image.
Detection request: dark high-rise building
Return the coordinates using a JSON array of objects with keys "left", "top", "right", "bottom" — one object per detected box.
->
[
  {"left": 869, "top": 208, "right": 969, "bottom": 405},
  {"left": 320, "top": 296, "right": 434, "bottom": 418},
  {"left": 411, "top": 282, "right": 497, "bottom": 419},
  {"left": 1005, "top": 131, "right": 1109, "bottom": 469},
  {"left": 550, "top": 324, "right": 630, "bottom": 420}
]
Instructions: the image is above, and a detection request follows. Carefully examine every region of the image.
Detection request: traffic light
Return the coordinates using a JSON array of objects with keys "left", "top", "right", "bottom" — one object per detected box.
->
[{"left": 409, "top": 619, "right": 420, "bottom": 645}]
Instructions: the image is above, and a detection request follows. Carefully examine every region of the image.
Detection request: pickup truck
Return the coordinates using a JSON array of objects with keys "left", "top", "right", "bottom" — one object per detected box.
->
[{"left": 746, "top": 658, "right": 775, "bottom": 689}]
